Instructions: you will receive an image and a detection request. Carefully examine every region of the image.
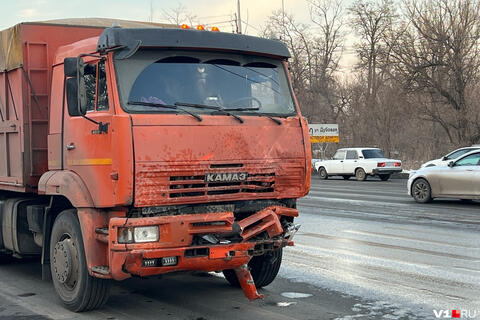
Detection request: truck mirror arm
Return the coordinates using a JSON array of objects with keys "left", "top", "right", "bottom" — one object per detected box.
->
[{"left": 81, "top": 115, "right": 109, "bottom": 134}]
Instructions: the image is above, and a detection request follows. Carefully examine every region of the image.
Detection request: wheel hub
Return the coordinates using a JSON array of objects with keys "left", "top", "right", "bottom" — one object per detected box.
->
[{"left": 53, "top": 239, "right": 74, "bottom": 284}]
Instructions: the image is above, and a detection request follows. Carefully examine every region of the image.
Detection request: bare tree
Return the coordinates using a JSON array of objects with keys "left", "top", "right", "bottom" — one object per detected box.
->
[
  {"left": 309, "top": 0, "right": 344, "bottom": 83},
  {"left": 161, "top": 2, "right": 198, "bottom": 26},
  {"left": 308, "top": 0, "right": 345, "bottom": 122},
  {"left": 388, "top": 0, "right": 480, "bottom": 144},
  {"left": 348, "top": 0, "right": 396, "bottom": 108},
  {"left": 263, "top": 12, "right": 313, "bottom": 100}
]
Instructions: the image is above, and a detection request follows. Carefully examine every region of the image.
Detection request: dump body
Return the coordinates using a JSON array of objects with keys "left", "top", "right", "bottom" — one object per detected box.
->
[{"left": 0, "top": 23, "right": 105, "bottom": 192}]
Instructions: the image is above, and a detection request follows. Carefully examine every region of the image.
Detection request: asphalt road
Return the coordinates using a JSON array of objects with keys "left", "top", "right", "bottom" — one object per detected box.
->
[{"left": 0, "top": 177, "right": 479, "bottom": 320}]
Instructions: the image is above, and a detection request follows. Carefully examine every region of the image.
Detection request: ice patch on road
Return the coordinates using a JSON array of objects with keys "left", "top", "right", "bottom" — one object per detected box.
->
[
  {"left": 276, "top": 301, "right": 298, "bottom": 307},
  {"left": 278, "top": 265, "right": 431, "bottom": 319},
  {"left": 334, "top": 301, "right": 419, "bottom": 320},
  {"left": 280, "top": 292, "right": 313, "bottom": 299}
]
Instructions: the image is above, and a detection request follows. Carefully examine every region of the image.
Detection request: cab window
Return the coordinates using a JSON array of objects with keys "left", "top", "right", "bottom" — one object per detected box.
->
[{"left": 84, "top": 60, "right": 109, "bottom": 112}]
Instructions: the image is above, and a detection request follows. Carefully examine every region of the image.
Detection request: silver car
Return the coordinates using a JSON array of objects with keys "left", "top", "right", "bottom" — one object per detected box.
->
[{"left": 408, "top": 150, "right": 480, "bottom": 203}]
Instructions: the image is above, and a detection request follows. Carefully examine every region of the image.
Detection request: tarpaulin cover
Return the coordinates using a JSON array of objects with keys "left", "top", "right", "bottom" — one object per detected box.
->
[
  {"left": 0, "top": 18, "right": 175, "bottom": 72},
  {"left": 0, "top": 24, "right": 22, "bottom": 72}
]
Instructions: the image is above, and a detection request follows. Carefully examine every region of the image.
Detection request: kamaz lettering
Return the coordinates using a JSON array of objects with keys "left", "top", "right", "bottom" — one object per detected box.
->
[{"left": 205, "top": 172, "right": 248, "bottom": 183}]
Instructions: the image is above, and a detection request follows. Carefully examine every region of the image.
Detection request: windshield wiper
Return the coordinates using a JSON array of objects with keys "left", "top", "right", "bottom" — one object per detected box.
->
[
  {"left": 128, "top": 101, "right": 202, "bottom": 122},
  {"left": 174, "top": 102, "right": 244, "bottom": 124},
  {"left": 222, "top": 107, "right": 260, "bottom": 111},
  {"left": 224, "top": 107, "right": 282, "bottom": 125},
  {"left": 253, "top": 112, "right": 282, "bottom": 125},
  {"left": 174, "top": 102, "right": 221, "bottom": 110}
]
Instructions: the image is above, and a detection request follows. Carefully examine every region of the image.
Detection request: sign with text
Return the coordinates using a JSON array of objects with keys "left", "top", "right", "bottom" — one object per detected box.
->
[{"left": 308, "top": 124, "right": 339, "bottom": 143}]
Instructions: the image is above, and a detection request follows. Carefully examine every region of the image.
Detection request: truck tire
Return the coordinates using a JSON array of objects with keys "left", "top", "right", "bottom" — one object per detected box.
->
[
  {"left": 318, "top": 167, "right": 328, "bottom": 180},
  {"left": 355, "top": 168, "right": 367, "bottom": 181},
  {"left": 379, "top": 174, "right": 390, "bottom": 181},
  {"left": 223, "top": 248, "right": 282, "bottom": 288},
  {"left": 50, "top": 209, "right": 111, "bottom": 312}
]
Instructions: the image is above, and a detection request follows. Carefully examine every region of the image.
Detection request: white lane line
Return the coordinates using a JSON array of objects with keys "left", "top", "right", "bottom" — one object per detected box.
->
[{"left": 342, "top": 229, "right": 480, "bottom": 249}]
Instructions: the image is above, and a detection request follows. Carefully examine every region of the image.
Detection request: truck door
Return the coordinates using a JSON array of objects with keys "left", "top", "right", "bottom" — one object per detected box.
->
[
  {"left": 343, "top": 150, "right": 359, "bottom": 174},
  {"left": 63, "top": 60, "right": 115, "bottom": 207}
]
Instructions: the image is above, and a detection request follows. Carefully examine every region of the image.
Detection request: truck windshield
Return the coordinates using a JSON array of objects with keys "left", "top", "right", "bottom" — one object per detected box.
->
[
  {"left": 115, "top": 50, "right": 296, "bottom": 116},
  {"left": 362, "top": 149, "right": 385, "bottom": 158}
]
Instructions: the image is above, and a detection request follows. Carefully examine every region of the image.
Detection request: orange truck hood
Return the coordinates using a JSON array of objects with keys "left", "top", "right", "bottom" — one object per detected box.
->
[{"left": 130, "top": 114, "right": 308, "bottom": 207}]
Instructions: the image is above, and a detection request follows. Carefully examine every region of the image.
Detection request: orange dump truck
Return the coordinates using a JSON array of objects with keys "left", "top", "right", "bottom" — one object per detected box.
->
[{"left": 0, "top": 19, "right": 311, "bottom": 311}]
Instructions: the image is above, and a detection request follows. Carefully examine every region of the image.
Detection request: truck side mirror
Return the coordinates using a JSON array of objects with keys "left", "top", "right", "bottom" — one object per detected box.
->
[
  {"left": 64, "top": 57, "right": 87, "bottom": 117},
  {"left": 64, "top": 58, "right": 79, "bottom": 77}
]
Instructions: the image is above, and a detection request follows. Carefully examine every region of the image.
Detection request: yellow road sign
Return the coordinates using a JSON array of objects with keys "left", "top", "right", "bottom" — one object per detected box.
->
[{"left": 310, "top": 136, "right": 339, "bottom": 143}]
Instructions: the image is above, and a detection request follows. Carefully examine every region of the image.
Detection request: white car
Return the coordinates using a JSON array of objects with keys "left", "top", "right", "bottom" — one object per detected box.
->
[
  {"left": 314, "top": 147, "right": 402, "bottom": 181},
  {"left": 421, "top": 146, "right": 480, "bottom": 168},
  {"left": 408, "top": 149, "right": 480, "bottom": 203}
]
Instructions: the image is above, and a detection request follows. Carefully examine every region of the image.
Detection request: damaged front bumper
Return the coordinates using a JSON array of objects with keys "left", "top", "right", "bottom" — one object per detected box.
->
[{"left": 93, "top": 206, "right": 299, "bottom": 300}]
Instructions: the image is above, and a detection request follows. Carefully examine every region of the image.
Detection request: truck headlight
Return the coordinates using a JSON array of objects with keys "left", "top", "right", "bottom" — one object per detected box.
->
[{"left": 118, "top": 226, "right": 159, "bottom": 243}]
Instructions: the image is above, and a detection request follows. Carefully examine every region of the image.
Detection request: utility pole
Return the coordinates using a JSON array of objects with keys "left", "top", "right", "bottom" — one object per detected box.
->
[
  {"left": 282, "top": 0, "right": 285, "bottom": 26},
  {"left": 149, "top": 0, "right": 154, "bottom": 22},
  {"left": 237, "top": 0, "right": 242, "bottom": 34}
]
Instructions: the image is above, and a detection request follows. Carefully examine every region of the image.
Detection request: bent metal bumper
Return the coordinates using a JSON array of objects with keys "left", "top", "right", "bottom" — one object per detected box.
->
[{"left": 97, "top": 206, "right": 298, "bottom": 300}]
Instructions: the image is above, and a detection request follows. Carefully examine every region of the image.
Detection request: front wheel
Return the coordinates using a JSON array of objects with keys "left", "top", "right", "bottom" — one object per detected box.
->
[
  {"left": 50, "top": 209, "right": 111, "bottom": 312},
  {"left": 318, "top": 167, "right": 328, "bottom": 180},
  {"left": 223, "top": 249, "right": 282, "bottom": 288},
  {"left": 412, "top": 178, "right": 432, "bottom": 203},
  {"left": 379, "top": 174, "right": 390, "bottom": 181}
]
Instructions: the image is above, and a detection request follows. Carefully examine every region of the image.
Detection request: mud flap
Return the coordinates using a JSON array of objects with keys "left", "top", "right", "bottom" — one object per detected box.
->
[{"left": 234, "top": 264, "right": 264, "bottom": 301}]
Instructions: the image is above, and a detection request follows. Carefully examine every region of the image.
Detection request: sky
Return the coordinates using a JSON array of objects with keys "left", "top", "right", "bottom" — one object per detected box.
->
[
  {"left": 0, "top": 0, "right": 357, "bottom": 70},
  {"left": 0, "top": 0, "right": 309, "bottom": 31}
]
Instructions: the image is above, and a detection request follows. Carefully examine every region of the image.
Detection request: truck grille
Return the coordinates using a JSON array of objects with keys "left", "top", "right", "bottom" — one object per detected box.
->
[
  {"left": 134, "top": 161, "right": 303, "bottom": 207},
  {"left": 169, "top": 172, "right": 275, "bottom": 198}
]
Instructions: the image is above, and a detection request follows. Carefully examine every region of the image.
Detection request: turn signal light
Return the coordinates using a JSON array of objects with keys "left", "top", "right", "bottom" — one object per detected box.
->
[
  {"left": 181, "top": 24, "right": 190, "bottom": 29},
  {"left": 196, "top": 25, "right": 205, "bottom": 31},
  {"left": 395, "top": 162, "right": 402, "bottom": 167},
  {"left": 377, "top": 162, "right": 386, "bottom": 167},
  {"left": 211, "top": 26, "right": 220, "bottom": 32}
]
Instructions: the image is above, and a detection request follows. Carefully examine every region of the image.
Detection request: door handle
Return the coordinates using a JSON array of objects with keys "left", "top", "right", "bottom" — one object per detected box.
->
[
  {"left": 66, "top": 143, "right": 75, "bottom": 150},
  {"left": 340, "top": 160, "right": 343, "bottom": 162}
]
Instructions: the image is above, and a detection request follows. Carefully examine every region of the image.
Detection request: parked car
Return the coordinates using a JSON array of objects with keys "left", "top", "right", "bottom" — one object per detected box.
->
[
  {"left": 421, "top": 145, "right": 480, "bottom": 168},
  {"left": 314, "top": 148, "right": 402, "bottom": 181},
  {"left": 408, "top": 149, "right": 480, "bottom": 203}
]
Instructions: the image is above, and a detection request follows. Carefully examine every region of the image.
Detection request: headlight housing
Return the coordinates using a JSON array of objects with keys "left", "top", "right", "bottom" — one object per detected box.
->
[{"left": 118, "top": 226, "right": 159, "bottom": 243}]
